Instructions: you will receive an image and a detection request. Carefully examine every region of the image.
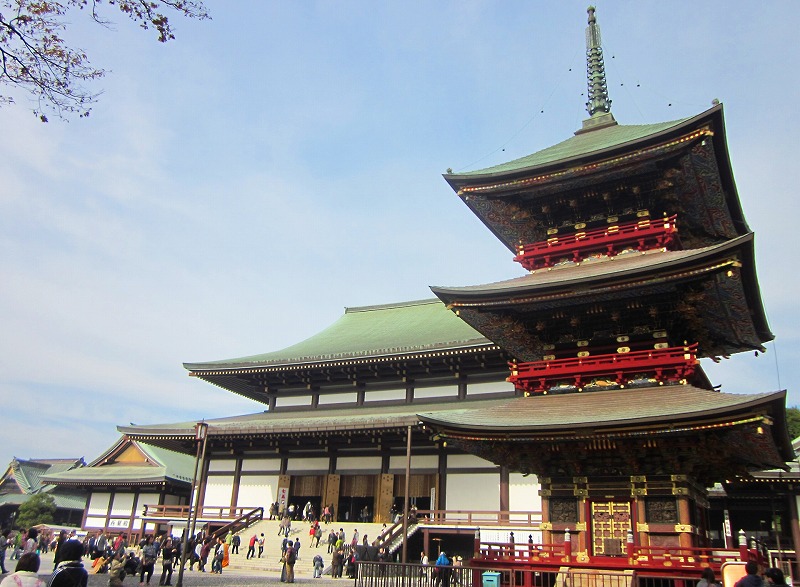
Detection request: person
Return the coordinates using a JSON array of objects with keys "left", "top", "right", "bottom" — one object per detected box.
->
[
  {"left": 220, "top": 538, "right": 229, "bottom": 571},
  {"left": 283, "top": 544, "right": 296, "bottom": 583},
  {"left": 0, "top": 530, "right": 10, "bottom": 574},
  {"left": 1, "top": 553, "right": 43, "bottom": 587},
  {"left": 764, "top": 568, "right": 788, "bottom": 585},
  {"left": 230, "top": 534, "right": 240, "bottom": 555},
  {"left": 327, "top": 530, "right": 337, "bottom": 554},
  {"left": 331, "top": 549, "right": 343, "bottom": 579},
  {"left": 258, "top": 534, "right": 265, "bottom": 558},
  {"left": 312, "top": 523, "right": 321, "bottom": 548},
  {"left": 157, "top": 538, "right": 174, "bottom": 586},
  {"left": 210, "top": 539, "right": 223, "bottom": 574},
  {"left": 246, "top": 534, "right": 256, "bottom": 560},
  {"left": 419, "top": 551, "right": 429, "bottom": 584},
  {"left": 313, "top": 554, "right": 324, "bottom": 578},
  {"left": 108, "top": 551, "right": 126, "bottom": 587},
  {"left": 734, "top": 561, "right": 763, "bottom": 587},
  {"left": 198, "top": 539, "right": 211, "bottom": 573},
  {"left": 293, "top": 539, "right": 301, "bottom": 561},
  {"left": 697, "top": 567, "right": 718, "bottom": 587},
  {"left": 22, "top": 531, "right": 37, "bottom": 557},
  {"left": 47, "top": 540, "right": 88, "bottom": 587},
  {"left": 139, "top": 536, "right": 157, "bottom": 586},
  {"left": 434, "top": 552, "right": 451, "bottom": 587}
]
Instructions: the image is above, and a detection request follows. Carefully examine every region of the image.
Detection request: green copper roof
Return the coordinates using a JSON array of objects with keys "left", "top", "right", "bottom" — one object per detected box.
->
[
  {"left": 185, "top": 299, "right": 491, "bottom": 370},
  {"left": 453, "top": 117, "right": 693, "bottom": 178}
]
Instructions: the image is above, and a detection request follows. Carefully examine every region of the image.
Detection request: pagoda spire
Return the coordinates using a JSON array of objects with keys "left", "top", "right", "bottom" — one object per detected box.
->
[{"left": 576, "top": 6, "right": 617, "bottom": 134}]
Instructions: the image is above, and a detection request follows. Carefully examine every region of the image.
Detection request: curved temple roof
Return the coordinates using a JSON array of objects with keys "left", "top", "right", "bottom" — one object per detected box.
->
[{"left": 184, "top": 299, "right": 491, "bottom": 371}]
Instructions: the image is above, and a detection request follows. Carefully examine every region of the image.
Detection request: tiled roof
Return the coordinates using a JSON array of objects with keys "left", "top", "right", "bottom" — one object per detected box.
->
[
  {"left": 184, "top": 299, "right": 491, "bottom": 370},
  {"left": 117, "top": 396, "right": 516, "bottom": 438},
  {"left": 418, "top": 385, "right": 784, "bottom": 432},
  {"left": 431, "top": 237, "right": 748, "bottom": 299},
  {"left": 42, "top": 440, "right": 195, "bottom": 486},
  {"left": 447, "top": 110, "right": 709, "bottom": 179}
]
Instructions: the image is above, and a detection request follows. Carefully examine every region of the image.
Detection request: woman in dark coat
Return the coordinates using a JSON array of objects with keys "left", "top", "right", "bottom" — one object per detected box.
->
[{"left": 47, "top": 540, "right": 88, "bottom": 587}]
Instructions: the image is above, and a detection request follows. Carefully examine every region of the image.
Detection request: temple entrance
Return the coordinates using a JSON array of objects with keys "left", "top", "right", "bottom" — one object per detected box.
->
[
  {"left": 392, "top": 474, "right": 436, "bottom": 516},
  {"left": 590, "top": 500, "right": 632, "bottom": 556},
  {"left": 338, "top": 475, "right": 376, "bottom": 522},
  {"left": 290, "top": 475, "right": 324, "bottom": 520}
]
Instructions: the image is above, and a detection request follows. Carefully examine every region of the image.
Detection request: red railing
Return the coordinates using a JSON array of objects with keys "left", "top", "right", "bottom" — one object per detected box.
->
[
  {"left": 417, "top": 510, "right": 543, "bottom": 526},
  {"left": 141, "top": 504, "right": 258, "bottom": 520},
  {"left": 514, "top": 215, "right": 678, "bottom": 271},
  {"left": 507, "top": 344, "right": 697, "bottom": 394}
]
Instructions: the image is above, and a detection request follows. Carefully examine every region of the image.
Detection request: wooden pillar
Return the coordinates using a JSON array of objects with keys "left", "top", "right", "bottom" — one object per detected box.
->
[
  {"left": 636, "top": 496, "right": 647, "bottom": 546},
  {"left": 540, "top": 480, "right": 551, "bottom": 545},
  {"left": 788, "top": 494, "right": 800, "bottom": 581},
  {"left": 437, "top": 446, "right": 447, "bottom": 511},
  {"left": 231, "top": 457, "right": 242, "bottom": 511},
  {"left": 323, "top": 474, "right": 340, "bottom": 519},
  {"left": 500, "top": 466, "right": 510, "bottom": 522},
  {"left": 677, "top": 495, "right": 693, "bottom": 548},
  {"left": 376, "top": 474, "right": 394, "bottom": 523}
]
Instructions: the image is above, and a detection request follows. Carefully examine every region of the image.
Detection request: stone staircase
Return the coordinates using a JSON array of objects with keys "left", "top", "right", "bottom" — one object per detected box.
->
[{"left": 225, "top": 519, "right": 388, "bottom": 577}]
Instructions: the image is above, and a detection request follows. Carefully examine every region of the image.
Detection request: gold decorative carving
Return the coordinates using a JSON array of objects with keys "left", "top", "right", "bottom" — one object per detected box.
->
[
  {"left": 637, "top": 210, "right": 650, "bottom": 218},
  {"left": 573, "top": 488, "right": 588, "bottom": 497},
  {"left": 541, "top": 489, "right": 552, "bottom": 497},
  {"left": 672, "top": 487, "right": 689, "bottom": 495},
  {"left": 636, "top": 523, "right": 649, "bottom": 532},
  {"left": 577, "top": 351, "right": 590, "bottom": 358},
  {"left": 577, "top": 341, "right": 589, "bottom": 347},
  {"left": 539, "top": 522, "right": 552, "bottom": 530},
  {"left": 540, "top": 477, "right": 551, "bottom": 484},
  {"left": 630, "top": 475, "right": 646, "bottom": 483},
  {"left": 653, "top": 330, "right": 667, "bottom": 338},
  {"left": 573, "top": 476, "right": 588, "bottom": 484},
  {"left": 617, "top": 346, "right": 631, "bottom": 353},
  {"left": 670, "top": 474, "right": 687, "bottom": 482},
  {"left": 574, "top": 522, "right": 586, "bottom": 531},
  {"left": 616, "top": 335, "right": 630, "bottom": 343},
  {"left": 675, "top": 524, "right": 693, "bottom": 533},
  {"left": 575, "top": 223, "right": 587, "bottom": 230},
  {"left": 575, "top": 551, "right": 590, "bottom": 563},
  {"left": 631, "top": 488, "right": 647, "bottom": 496}
]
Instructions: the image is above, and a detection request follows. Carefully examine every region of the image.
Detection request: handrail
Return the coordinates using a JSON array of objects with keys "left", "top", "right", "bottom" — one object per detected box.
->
[
  {"left": 514, "top": 215, "right": 678, "bottom": 271},
  {"left": 415, "top": 510, "right": 544, "bottom": 526},
  {"left": 141, "top": 504, "right": 257, "bottom": 520},
  {"left": 208, "top": 506, "right": 264, "bottom": 541},
  {"left": 508, "top": 344, "right": 698, "bottom": 393}
]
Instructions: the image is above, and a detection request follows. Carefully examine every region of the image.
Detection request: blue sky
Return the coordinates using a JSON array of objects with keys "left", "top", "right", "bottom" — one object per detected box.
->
[{"left": 1, "top": 1, "right": 797, "bottom": 467}]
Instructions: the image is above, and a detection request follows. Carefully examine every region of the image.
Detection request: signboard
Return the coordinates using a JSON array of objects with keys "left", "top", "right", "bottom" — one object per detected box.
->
[
  {"left": 278, "top": 486, "right": 288, "bottom": 507},
  {"left": 107, "top": 518, "right": 130, "bottom": 529}
]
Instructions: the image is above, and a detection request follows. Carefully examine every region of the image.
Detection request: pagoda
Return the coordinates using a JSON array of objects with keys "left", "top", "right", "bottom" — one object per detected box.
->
[{"left": 422, "top": 6, "right": 793, "bottom": 568}]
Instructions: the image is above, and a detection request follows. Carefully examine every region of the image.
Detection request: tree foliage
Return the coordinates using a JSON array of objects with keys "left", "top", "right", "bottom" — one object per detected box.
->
[
  {"left": 0, "top": 0, "right": 209, "bottom": 121},
  {"left": 786, "top": 406, "right": 800, "bottom": 442},
  {"left": 15, "top": 493, "right": 56, "bottom": 529}
]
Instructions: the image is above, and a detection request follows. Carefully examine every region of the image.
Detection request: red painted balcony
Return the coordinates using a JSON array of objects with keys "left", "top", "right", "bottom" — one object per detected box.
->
[
  {"left": 507, "top": 344, "right": 698, "bottom": 394},
  {"left": 514, "top": 215, "right": 678, "bottom": 271}
]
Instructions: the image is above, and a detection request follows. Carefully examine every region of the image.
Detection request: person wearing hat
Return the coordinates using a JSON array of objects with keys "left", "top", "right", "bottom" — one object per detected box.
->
[
  {"left": 47, "top": 540, "right": 88, "bottom": 587},
  {"left": 434, "top": 552, "right": 451, "bottom": 587}
]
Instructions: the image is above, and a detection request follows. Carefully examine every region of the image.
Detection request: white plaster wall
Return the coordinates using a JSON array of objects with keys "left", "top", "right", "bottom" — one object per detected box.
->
[
  {"left": 414, "top": 384, "right": 457, "bottom": 399},
  {"left": 88, "top": 492, "right": 110, "bottom": 516},
  {"left": 208, "top": 459, "right": 236, "bottom": 472},
  {"left": 364, "top": 388, "right": 407, "bottom": 402},
  {"left": 202, "top": 476, "right": 235, "bottom": 508},
  {"left": 110, "top": 493, "right": 135, "bottom": 515},
  {"left": 85, "top": 517, "right": 106, "bottom": 528},
  {"left": 509, "top": 473, "right": 542, "bottom": 520},
  {"left": 278, "top": 395, "right": 313, "bottom": 407},
  {"left": 446, "top": 472, "right": 500, "bottom": 511},
  {"left": 337, "top": 456, "right": 382, "bottom": 471},
  {"left": 467, "top": 380, "right": 514, "bottom": 395},
  {"left": 241, "top": 458, "right": 281, "bottom": 472},
  {"left": 136, "top": 493, "right": 160, "bottom": 512},
  {"left": 447, "top": 454, "right": 497, "bottom": 469},
  {"left": 236, "top": 474, "right": 279, "bottom": 510},
  {"left": 318, "top": 392, "right": 358, "bottom": 405},
  {"left": 287, "top": 457, "right": 329, "bottom": 472},
  {"left": 388, "top": 454, "right": 438, "bottom": 472}
]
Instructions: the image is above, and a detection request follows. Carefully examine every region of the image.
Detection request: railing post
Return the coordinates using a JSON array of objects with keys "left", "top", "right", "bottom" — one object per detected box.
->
[
  {"left": 564, "top": 528, "right": 571, "bottom": 562},
  {"left": 627, "top": 528, "right": 635, "bottom": 563},
  {"left": 474, "top": 528, "right": 481, "bottom": 558},
  {"left": 738, "top": 529, "right": 748, "bottom": 561}
]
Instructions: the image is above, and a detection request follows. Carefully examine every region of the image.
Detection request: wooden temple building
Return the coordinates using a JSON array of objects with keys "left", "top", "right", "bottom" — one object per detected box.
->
[{"left": 42, "top": 5, "right": 797, "bottom": 582}]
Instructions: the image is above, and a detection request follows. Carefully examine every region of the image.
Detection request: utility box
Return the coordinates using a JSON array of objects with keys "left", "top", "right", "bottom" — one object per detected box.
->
[{"left": 482, "top": 571, "right": 501, "bottom": 587}]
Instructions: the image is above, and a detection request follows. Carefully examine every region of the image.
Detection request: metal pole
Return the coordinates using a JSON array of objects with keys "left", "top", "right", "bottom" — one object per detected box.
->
[
  {"left": 175, "top": 422, "right": 208, "bottom": 587},
  {"left": 402, "top": 424, "right": 412, "bottom": 564},
  {"left": 190, "top": 429, "right": 209, "bottom": 541}
]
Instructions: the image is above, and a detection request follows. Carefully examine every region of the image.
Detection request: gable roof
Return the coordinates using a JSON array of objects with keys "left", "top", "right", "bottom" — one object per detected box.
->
[{"left": 41, "top": 438, "right": 195, "bottom": 487}]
